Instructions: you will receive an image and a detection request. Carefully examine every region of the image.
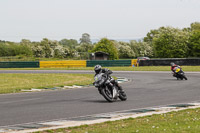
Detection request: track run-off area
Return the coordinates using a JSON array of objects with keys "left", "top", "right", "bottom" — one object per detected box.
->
[{"left": 0, "top": 70, "right": 200, "bottom": 127}]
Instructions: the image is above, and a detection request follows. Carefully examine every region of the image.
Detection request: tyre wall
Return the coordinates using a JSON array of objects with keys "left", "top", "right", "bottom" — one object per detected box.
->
[
  {"left": 0, "top": 61, "right": 39, "bottom": 68},
  {"left": 40, "top": 60, "right": 86, "bottom": 68},
  {"left": 86, "top": 60, "right": 132, "bottom": 67},
  {"left": 139, "top": 58, "right": 200, "bottom": 66}
]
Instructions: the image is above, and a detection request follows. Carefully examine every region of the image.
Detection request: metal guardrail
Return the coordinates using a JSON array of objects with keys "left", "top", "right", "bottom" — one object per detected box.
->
[
  {"left": 0, "top": 60, "right": 136, "bottom": 68},
  {"left": 0, "top": 61, "right": 39, "bottom": 68},
  {"left": 139, "top": 58, "right": 200, "bottom": 66}
]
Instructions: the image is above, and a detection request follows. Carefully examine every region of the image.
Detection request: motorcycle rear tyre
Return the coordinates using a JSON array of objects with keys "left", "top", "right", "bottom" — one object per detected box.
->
[
  {"left": 119, "top": 91, "right": 127, "bottom": 101},
  {"left": 182, "top": 75, "right": 188, "bottom": 80}
]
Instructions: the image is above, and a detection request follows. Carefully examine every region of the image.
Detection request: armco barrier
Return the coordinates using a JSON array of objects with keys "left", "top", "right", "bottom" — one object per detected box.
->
[
  {"left": 87, "top": 60, "right": 132, "bottom": 67},
  {"left": 0, "top": 61, "right": 39, "bottom": 68},
  {"left": 139, "top": 58, "right": 200, "bottom": 66},
  {"left": 40, "top": 60, "right": 86, "bottom": 68}
]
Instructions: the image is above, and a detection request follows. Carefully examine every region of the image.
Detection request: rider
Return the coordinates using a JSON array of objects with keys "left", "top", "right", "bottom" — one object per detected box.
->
[
  {"left": 94, "top": 65, "right": 124, "bottom": 93},
  {"left": 170, "top": 62, "right": 181, "bottom": 77}
]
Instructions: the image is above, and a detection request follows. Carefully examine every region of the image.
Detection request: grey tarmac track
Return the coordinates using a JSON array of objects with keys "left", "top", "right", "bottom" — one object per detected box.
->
[{"left": 0, "top": 70, "right": 200, "bottom": 127}]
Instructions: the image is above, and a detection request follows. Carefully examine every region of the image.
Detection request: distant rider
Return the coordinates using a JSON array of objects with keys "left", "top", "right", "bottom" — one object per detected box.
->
[
  {"left": 170, "top": 62, "right": 181, "bottom": 77},
  {"left": 94, "top": 65, "right": 124, "bottom": 93}
]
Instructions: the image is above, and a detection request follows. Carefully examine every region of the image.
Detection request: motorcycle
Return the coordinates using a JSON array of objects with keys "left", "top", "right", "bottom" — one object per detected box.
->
[
  {"left": 173, "top": 67, "right": 188, "bottom": 80},
  {"left": 93, "top": 73, "right": 127, "bottom": 102}
]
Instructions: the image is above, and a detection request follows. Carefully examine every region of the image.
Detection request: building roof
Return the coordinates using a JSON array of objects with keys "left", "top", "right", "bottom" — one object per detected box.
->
[{"left": 94, "top": 51, "right": 109, "bottom": 55}]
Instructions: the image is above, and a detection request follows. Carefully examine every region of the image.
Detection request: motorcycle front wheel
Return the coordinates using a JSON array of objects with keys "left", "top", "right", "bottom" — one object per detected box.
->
[{"left": 101, "top": 86, "right": 117, "bottom": 102}]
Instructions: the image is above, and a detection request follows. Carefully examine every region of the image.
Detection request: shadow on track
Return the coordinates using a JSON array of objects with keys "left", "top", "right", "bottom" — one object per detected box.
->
[
  {"left": 82, "top": 99, "right": 127, "bottom": 103},
  {"left": 82, "top": 99, "right": 109, "bottom": 103},
  {"left": 164, "top": 78, "right": 188, "bottom": 81}
]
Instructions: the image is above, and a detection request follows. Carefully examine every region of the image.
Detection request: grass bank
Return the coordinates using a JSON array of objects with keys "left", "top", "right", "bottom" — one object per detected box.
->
[
  {"left": 0, "top": 66, "right": 200, "bottom": 71},
  {"left": 0, "top": 73, "right": 93, "bottom": 94},
  {"left": 36, "top": 107, "right": 200, "bottom": 133}
]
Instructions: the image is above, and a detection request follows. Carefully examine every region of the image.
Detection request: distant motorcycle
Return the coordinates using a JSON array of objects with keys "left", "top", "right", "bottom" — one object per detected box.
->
[
  {"left": 93, "top": 73, "right": 127, "bottom": 102},
  {"left": 172, "top": 67, "right": 188, "bottom": 80}
]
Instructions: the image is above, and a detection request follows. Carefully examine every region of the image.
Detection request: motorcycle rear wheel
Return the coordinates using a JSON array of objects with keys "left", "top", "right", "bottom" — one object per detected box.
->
[
  {"left": 119, "top": 90, "right": 127, "bottom": 101},
  {"left": 182, "top": 75, "right": 188, "bottom": 80}
]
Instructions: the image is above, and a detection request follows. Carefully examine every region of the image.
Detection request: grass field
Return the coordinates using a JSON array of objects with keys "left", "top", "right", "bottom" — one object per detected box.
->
[
  {"left": 1, "top": 66, "right": 200, "bottom": 71},
  {"left": 0, "top": 73, "right": 93, "bottom": 94},
  {"left": 36, "top": 107, "right": 200, "bottom": 133}
]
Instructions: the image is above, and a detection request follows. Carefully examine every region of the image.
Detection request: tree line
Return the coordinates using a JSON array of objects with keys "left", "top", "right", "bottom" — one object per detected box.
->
[{"left": 0, "top": 22, "right": 200, "bottom": 60}]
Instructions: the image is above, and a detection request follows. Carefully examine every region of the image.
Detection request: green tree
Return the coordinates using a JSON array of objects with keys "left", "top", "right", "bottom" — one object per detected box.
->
[
  {"left": 187, "top": 22, "right": 200, "bottom": 57},
  {"left": 144, "top": 28, "right": 161, "bottom": 46},
  {"left": 130, "top": 40, "right": 153, "bottom": 58},
  {"left": 54, "top": 45, "right": 68, "bottom": 58},
  {"left": 92, "top": 38, "right": 118, "bottom": 60},
  {"left": 152, "top": 27, "right": 190, "bottom": 58},
  {"left": 40, "top": 38, "right": 54, "bottom": 58},
  {"left": 0, "top": 42, "right": 32, "bottom": 57},
  {"left": 31, "top": 42, "right": 46, "bottom": 58},
  {"left": 59, "top": 39, "right": 79, "bottom": 49},
  {"left": 188, "top": 31, "right": 200, "bottom": 57},
  {"left": 118, "top": 42, "right": 135, "bottom": 58},
  {"left": 0, "top": 43, "right": 8, "bottom": 56},
  {"left": 144, "top": 27, "right": 166, "bottom": 57},
  {"left": 31, "top": 38, "right": 65, "bottom": 58},
  {"left": 191, "top": 22, "right": 200, "bottom": 31},
  {"left": 20, "top": 39, "right": 31, "bottom": 45},
  {"left": 80, "top": 33, "right": 92, "bottom": 44},
  {"left": 76, "top": 43, "right": 93, "bottom": 52}
]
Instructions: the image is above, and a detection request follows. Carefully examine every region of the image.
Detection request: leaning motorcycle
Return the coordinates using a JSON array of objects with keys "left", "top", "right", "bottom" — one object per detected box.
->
[
  {"left": 93, "top": 73, "right": 127, "bottom": 102},
  {"left": 173, "top": 67, "right": 188, "bottom": 80}
]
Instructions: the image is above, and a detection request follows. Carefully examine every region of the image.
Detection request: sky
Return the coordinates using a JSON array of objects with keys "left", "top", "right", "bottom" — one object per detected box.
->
[{"left": 0, "top": 0, "right": 200, "bottom": 42}]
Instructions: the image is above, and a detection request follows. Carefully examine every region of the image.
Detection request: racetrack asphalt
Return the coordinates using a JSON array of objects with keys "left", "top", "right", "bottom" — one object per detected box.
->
[{"left": 0, "top": 70, "right": 200, "bottom": 127}]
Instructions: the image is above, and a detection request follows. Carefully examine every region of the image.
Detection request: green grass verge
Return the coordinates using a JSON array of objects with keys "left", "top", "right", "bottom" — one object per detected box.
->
[
  {"left": 36, "top": 107, "right": 200, "bottom": 133},
  {"left": 0, "top": 73, "right": 93, "bottom": 94},
  {"left": 0, "top": 66, "right": 200, "bottom": 71}
]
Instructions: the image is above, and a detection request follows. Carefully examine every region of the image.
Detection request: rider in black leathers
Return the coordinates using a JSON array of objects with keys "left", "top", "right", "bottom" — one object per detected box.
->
[{"left": 94, "top": 65, "right": 124, "bottom": 93}]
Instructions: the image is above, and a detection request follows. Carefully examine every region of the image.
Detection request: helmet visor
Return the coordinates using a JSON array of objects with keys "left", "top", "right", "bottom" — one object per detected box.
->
[{"left": 95, "top": 69, "right": 101, "bottom": 74}]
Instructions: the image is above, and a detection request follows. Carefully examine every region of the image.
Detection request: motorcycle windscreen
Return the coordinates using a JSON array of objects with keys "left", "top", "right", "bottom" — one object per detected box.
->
[{"left": 94, "top": 73, "right": 105, "bottom": 86}]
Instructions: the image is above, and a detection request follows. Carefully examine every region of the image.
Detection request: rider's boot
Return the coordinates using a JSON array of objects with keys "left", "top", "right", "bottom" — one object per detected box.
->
[
  {"left": 114, "top": 81, "right": 125, "bottom": 93},
  {"left": 118, "top": 86, "right": 125, "bottom": 94}
]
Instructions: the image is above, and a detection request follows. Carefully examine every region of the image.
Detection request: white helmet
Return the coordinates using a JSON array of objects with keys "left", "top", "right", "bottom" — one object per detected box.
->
[
  {"left": 170, "top": 62, "right": 176, "bottom": 67},
  {"left": 94, "top": 65, "right": 102, "bottom": 74}
]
